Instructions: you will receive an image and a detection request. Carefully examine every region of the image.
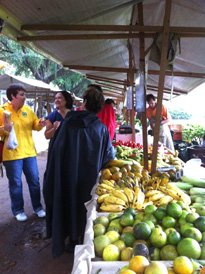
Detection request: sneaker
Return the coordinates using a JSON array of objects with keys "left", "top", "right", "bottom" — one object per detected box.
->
[
  {"left": 36, "top": 209, "right": 46, "bottom": 218},
  {"left": 15, "top": 212, "right": 28, "bottom": 222}
]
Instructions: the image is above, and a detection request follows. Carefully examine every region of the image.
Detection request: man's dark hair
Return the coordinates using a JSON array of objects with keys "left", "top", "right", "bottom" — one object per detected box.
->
[
  {"left": 105, "top": 98, "right": 115, "bottom": 105},
  {"left": 6, "top": 84, "right": 26, "bottom": 101},
  {"left": 87, "top": 84, "right": 103, "bottom": 93},
  {"left": 83, "top": 86, "right": 104, "bottom": 113},
  {"left": 59, "top": 91, "right": 73, "bottom": 109},
  {"left": 146, "top": 94, "right": 155, "bottom": 102}
]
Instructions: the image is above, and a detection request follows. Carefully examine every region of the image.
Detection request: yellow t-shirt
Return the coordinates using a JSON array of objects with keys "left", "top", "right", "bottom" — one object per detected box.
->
[{"left": 0, "top": 102, "right": 43, "bottom": 161}]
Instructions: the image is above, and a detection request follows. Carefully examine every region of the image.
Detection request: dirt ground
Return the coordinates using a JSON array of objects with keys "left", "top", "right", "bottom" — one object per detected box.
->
[{"left": 0, "top": 152, "right": 74, "bottom": 274}]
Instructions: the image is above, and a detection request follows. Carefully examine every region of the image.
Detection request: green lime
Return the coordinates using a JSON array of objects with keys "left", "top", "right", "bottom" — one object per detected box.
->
[
  {"left": 134, "top": 212, "right": 144, "bottom": 221},
  {"left": 150, "top": 227, "right": 167, "bottom": 248},
  {"left": 133, "top": 222, "right": 152, "bottom": 240},
  {"left": 183, "top": 227, "right": 202, "bottom": 242},
  {"left": 194, "top": 216, "right": 205, "bottom": 232},
  {"left": 167, "top": 202, "right": 182, "bottom": 219},
  {"left": 144, "top": 220, "right": 155, "bottom": 230},
  {"left": 93, "top": 223, "right": 106, "bottom": 237},
  {"left": 144, "top": 204, "right": 157, "bottom": 214},
  {"left": 177, "top": 238, "right": 201, "bottom": 259},
  {"left": 162, "top": 216, "right": 176, "bottom": 228},
  {"left": 180, "top": 223, "right": 194, "bottom": 235},
  {"left": 186, "top": 212, "right": 200, "bottom": 223},
  {"left": 143, "top": 213, "right": 157, "bottom": 225},
  {"left": 105, "top": 231, "right": 120, "bottom": 243},
  {"left": 160, "top": 244, "right": 178, "bottom": 260},
  {"left": 154, "top": 207, "right": 167, "bottom": 221},
  {"left": 102, "top": 244, "right": 120, "bottom": 261},
  {"left": 94, "top": 216, "right": 109, "bottom": 227},
  {"left": 120, "top": 213, "right": 134, "bottom": 227},
  {"left": 124, "top": 207, "right": 137, "bottom": 217},
  {"left": 120, "top": 232, "right": 136, "bottom": 247},
  {"left": 167, "top": 229, "right": 181, "bottom": 245}
]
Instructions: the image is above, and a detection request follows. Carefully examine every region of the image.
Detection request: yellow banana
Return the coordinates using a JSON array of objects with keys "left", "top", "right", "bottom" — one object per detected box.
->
[
  {"left": 156, "top": 195, "right": 173, "bottom": 206},
  {"left": 106, "top": 159, "right": 133, "bottom": 168},
  {"left": 141, "top": 201, "right": 153, "bottom": 210},
  {"left": 97, "top": 193, "right": 110, "bottom": 204},
  {"left": 103, "top": 195, "right": 126, "bottom": 206},
  {"left": 145, "top": 189, "right": 163, "bottom": 198},
  {"left": 96, "top": 187, "right": 109, "bottom": 195},
  {"left": 111, "top": 189, "right": 129, "bottom": 204},
  {"left": 164, "top": 188, "right": 181, "bottom": 200},
  {"left": 123, "top": 187, "right": 135, "bottom": 204},
  {"left": 149, "top": 192, "right": 165, "bottom": 202},
  {"left": 134, "top": 188, "right": 145, "bottom": 210},
  {"left": 100, "top": 204, "right": 125, "bottom": 212},
  {"left": 100, "top": 183, "right": 115, "bottom": 191},
  {"left": 100, "top": 180, "right": 115, "bottom": 187}
]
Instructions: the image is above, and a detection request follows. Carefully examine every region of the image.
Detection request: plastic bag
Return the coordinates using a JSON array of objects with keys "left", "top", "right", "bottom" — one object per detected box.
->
[
  {"left": 6, "top": 124, "right": 18, "bottom": 150},
  {"left": 183, "top": 158, "right": 205, "bottom": 179}
]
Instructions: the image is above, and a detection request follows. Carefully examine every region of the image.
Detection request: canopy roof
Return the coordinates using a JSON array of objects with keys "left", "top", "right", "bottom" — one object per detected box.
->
[{"left": 0, "top": 0, "right": 205, "bottom": 101}]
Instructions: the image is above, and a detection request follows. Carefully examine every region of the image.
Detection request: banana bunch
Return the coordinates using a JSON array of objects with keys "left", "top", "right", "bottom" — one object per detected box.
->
[
  {"left": 144, "top": 182, "right": 191, "bottom": 207},
  {"left": 98, "top": 186, "right": 146, "bottom": 212},
  {"left": 96, "top": 179, "right": 118, "bottom": 195}
]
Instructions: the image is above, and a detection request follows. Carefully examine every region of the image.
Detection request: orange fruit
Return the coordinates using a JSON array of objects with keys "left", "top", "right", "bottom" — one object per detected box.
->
[
  {"left": 173, "top": 256, "right": 193, "bottom": 274},
  {"left": 129, "top": 255, "right": 149, "bottom": 274}
]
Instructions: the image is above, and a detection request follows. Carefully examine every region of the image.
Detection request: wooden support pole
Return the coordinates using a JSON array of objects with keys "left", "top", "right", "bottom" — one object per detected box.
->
[
  {"left": 151, "top": 0, "right": 172, "bottom": 174},
  {"left": 137, "top": 2, "right": 149, "bottom": 171}
]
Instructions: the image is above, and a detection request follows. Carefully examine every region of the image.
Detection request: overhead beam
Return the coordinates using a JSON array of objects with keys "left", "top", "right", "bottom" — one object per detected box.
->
[
  {"left": 95, "top": 82, "right": 124, "bottom": 92},
  {"left": 149, "top": 70, "right": 205, "bottom": 78},
  {"left": 65, "top": 65, "right": 136, "bottom": 73},
  {"left": 17, "top": 33, "right": 154, "bottom": 41},
  {"left": 86, "top": 74, "right": 126, "bottom": 85},
  {"left": 21, "top": 24, "right": 205, "bottom": 36},
  {"left": 147, "top": 84, "right": 187, "bottom": 94}
]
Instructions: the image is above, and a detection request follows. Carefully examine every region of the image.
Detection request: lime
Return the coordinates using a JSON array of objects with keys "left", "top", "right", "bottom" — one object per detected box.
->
[
  {"left": 173, "top": 256, "right": 193, "bottom": 274},
  {"left": 120, "top": 232, "right": 136, "bottom": 247},
  {"left": 177, "top": 238, "right": 201, "bottom": 259},
  {"left": 186, "top": 212, "right": 199, "bottom": 223},
  {"left": 144, "top": 220, "right": 155, "bottom": 230},
  {"left": 144, "top": 261, "right": 168, "bottom": 274},
  {"left": 105, "top": 231, "right": 120, "bottom": 243},
  {"left": 144, "top": 204, "right": 157, "bottom": 214},
  {"left": 113, "top": 239, "right": 126, "bottom": 251},
  {"left": 133, "top": 222, "right": 151, "bottom": 240},
  {"left": 178, "top": 216, "right": 187, "bottom": 226},
  {"left": 167, "top": 202, "right": 182, "bottom": 219},
  {"left": 149, "top": 246, "right": 160, "bottom": 260},
  {"left": 122, "top": 226, "right": 134, "bottom": 234},
  {"left": 108, "top": 213, "right": 120, "bottom": 221},
  {"left": 94, "top": 235, "right": 111, "bottom": 257},
  {"left": 150, "top": 227, "right": 167, "bottom": 248},
  {"left": 107, "top": 224, "right": 122, "bottom": 233},
  {"left": 94, "top": 216, "right": 109, "bottom": 227},
  {"left": 180, "top": 223, "right": 194, "bottom": 235},
  {"left": 165, "top": 227, "right": 175, "bottom": 235},
  {"left": 202, "top": 232, "right": 205, "bottom": 242},
  {"left": 120, "top": 213, "right": 134, "bottom": 227},
  {"left": 162, "top": 216, "right": 176, "bottom": 228},
  {"left": 154, "top": 207, "right": 167, "bottom": 221},
  {"left": 200, "top": 243, "right": 205, "bottom": 259},
  {"left": 143, "top": 213, "right": 157, "bottom": 225},
  {"left": 167, "top": 229, "right": 181, "bottom": 245},
  {"left": 102, "top": 244, "right": 120, "bottom": 261},
  {"left": 135, "top": 212, "right": 144, "bottom": 221},
  {"left": 194, "top": 216, "right": 205, "bottom": 232},
  {"left": 93, "top": 223, "right": 106, "bottom": 237},
  {"left": 120, "top": 269, "right": 136, "bottom": 274},
  {"left": 183, "top": 227, "right": 202, "bottom": 242},
  {"left": 120, "top": 247, "right": 133, "bottom": 261},
  {"left": 160, "top": 244, "right": 178, "bottom": 260},
  {"left": 124, "top": 207, "right": 136, "bottom": 217}
]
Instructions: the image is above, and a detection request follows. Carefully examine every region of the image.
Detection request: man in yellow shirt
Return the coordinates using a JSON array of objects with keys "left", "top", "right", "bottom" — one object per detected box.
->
[{"left": 0, "top": 84, "right": 46, "bottom": 221}]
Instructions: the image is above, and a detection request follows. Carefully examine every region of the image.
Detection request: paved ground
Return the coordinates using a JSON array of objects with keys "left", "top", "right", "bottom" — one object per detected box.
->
[{"left": 0, "top": 151, "right": 74, "bottom": 274}]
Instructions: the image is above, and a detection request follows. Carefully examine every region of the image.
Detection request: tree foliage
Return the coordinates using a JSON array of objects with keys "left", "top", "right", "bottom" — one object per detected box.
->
[
  {"left": 0, "top": 35, "right": 91, "bottom": 97},
  {"left": 169, "top": 108, "right": 192, "bottom": 120}
]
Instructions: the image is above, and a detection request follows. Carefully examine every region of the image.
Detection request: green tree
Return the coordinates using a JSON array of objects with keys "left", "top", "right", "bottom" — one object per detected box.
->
[{"left": 0, "top": 35, "right": 91, "bottom": 96}]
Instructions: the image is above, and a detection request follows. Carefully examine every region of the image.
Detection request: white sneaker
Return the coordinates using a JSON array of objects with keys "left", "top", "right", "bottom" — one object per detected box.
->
[
  {"left": 36, "top": 209, "right": 46, "bottom": 218},
  {"left": 15, "top": 212, "right": 28, "bottom": 222}
]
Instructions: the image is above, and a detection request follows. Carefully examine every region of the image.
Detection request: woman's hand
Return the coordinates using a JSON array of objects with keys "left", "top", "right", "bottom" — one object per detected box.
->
[{"left": 39, "top": 118, "right": 46, "bottom": 127}]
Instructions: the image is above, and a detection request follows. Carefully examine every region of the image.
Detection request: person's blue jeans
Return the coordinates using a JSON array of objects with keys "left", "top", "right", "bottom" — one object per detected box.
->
[{"left": 4, "top": 157, "right": 43, "bottom": 216}]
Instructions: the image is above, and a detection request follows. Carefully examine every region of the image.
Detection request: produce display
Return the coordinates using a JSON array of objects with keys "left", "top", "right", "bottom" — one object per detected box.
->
[
  {"left": 96, "top": 159, "right": 190, "bottom": 212},
  {"left": 93, "top": 201, "right": 205, "bottom": 273}
]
